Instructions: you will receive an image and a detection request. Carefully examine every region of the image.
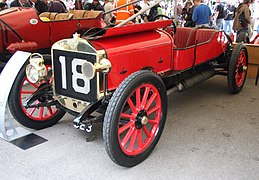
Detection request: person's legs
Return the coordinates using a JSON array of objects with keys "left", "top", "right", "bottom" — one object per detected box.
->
[
  {"left": 224, "top": 20, "right": 231, "bottom": 33},
  {"left": 236, "top": 28, "right": 249, "bottom": 43},
  {"left": 229, "top": 20, "right": 234, "bottom": 35},
  {"left": 216, "top": 18, "right": 224, "bottom": 30},
  {"left": 223, "top": 20, "right": 228, "bottom": 32}
]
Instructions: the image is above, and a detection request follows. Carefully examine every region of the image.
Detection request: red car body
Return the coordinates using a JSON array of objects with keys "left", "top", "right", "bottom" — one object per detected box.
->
[{"left": 88, "top": 21, "right": 229, "bottom": 90}]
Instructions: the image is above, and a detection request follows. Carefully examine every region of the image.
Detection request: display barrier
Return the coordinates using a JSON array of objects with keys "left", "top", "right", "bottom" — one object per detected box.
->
[
  {"left": 0, "top": 51, "right": 32, "bottom": 141},
  {"left": 245, "top": 43, "right": 259, "bottom": 82}
]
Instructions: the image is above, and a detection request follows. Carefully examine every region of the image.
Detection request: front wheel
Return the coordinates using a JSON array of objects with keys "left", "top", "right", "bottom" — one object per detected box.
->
[
  {"left": 227, "top": 43, "right": 248, "bottom": 94},
  {"left": 103, "top": 70, "right": 167, "bottom": 167},
  {"left": 8, "top": 58, "right": 66, "bottom": 130}
]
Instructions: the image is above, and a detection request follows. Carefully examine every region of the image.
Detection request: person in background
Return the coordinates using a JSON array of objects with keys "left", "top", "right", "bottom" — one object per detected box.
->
[
  {"left": 10, "top": 0, "right": 22, "bottom": 7},
  {"left": 59, "top": 0, "right": 67, "bottom": 10},
  {"left": 233, "top": 0, "right": 252, "bottom": 42},
  {"left": 103, "top": 0, "right": 108, "bottom": 6},
  {"left": 132, "top": 2, "right": 142, "bottom": 23},
  {"left": 192, "top": 0, "right": 212, "bottom": 27},
  {"left": 0, "top": 0, "right": 8, "bottom": 10},
  {"left": 103, "top": 0, "right": 115, "bottom": 25},
  {"left": 74, "top": 0, "right": 83, "bottom": 10},
  {"left": 47, "top": 0, "right": 67, "bottom": 13},
  {"left": 30, "top": 0, "right": 48, "bottom": 14},
  {"left": 214, "top": 0, "right": 225, "bottom": 30},
  {"left": 114, "top": 0, "right": 134, "bottom": 24},
  {"left": 23, "top": 0, "right": 32, "bottom": 7},
  {"left": 83, "top": 0, "right": 90, "bottom": 10},
  {"left": 182, "top": 1, "right": 195, "bottom": 27},
  {"left": 223, "top": 0, "right": 236, "bottom": 35},
  {"left": 176, "top": 1, "right": 183, "bottom": 21},
  {"left": 85, "top": 0, "right": 104, "bottom": 11},
  {"left": 10, "top": 0, "right": 31, "bottom": 7},
  {"left": 142, "top": 0, "right": 150, "bottom": 22},
  {"left": 43, "top": 0, "right": 48, "bottom": 6},
  {"left": 134, "top": 2, "right": 141, "bottom": 15},
  {"left": 248, "top": 0, "right": 255, "bottom": 39}
]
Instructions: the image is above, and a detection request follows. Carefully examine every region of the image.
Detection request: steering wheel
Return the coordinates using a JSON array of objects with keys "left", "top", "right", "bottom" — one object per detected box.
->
[
  {"left": 82, "top": 27, "right": 106, "bottom": 38},
  {"left": 151, "top": 14, "right": 177, "bottom": 34}
]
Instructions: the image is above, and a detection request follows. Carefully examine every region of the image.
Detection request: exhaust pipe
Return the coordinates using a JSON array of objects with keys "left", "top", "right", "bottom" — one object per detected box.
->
[
  {"left": 180, "top": 69, "right": 216, "bottom": 90},
  {"left": 167, "top": 69, "right": 216, "bottom": 95}
]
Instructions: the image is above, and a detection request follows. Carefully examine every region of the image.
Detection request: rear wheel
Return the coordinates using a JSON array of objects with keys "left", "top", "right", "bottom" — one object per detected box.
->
[
  {"left": 8, "top": 59, "right": 65, "bottom": 130},
  {"left": 227, "top": 43, "right": 248, "bottom": 94},
  {"left": 103, "top": 70, "right": 167, "bottom": 167}
]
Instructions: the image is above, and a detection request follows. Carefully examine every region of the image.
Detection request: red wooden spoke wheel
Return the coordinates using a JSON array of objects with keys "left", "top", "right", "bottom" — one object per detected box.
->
[
  {"left": 228, "top": 43, "right": 248, "bottom": 94},
  {"left": 103, "top": 71, "right": 167, "bottom": 167},
  {"left": 19, "top": 65, "right": 58, "bottom": 121},
  {"left": 118, "top": 84, "right": 162, "bottom": 156},
  {"left": 235, "top": 50, "right": 247, "bottom": 88},
  {"left": 8, "top": 59, "right": 65, "bottom": 130}
]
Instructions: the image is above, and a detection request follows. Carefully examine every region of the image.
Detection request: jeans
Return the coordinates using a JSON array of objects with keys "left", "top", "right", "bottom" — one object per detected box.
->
[
  {"left": 223, "top": 20, "right": 233, "bottom": 34},
  {"left": 216, "top": 18, "right": 224, "bottom": 30}
]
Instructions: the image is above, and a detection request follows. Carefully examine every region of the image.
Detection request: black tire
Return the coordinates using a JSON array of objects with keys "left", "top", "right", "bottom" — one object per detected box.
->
[
  {"left": 103, "top": 70, "right": 167, "bottom": 167},
  {"left": 227, "top": 43, "right": 248, "bottom": 94},
  {"left": 8, "top": 58, "right": 66, "bottom": 130}
]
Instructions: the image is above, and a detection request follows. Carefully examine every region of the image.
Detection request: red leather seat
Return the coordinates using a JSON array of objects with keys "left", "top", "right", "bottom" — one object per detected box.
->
[
  {"left": 174, "top": 27, "right": 196, "bottom": 49},
  {"left": 195, "top": 28, "right": 218, "bottom": 44}
]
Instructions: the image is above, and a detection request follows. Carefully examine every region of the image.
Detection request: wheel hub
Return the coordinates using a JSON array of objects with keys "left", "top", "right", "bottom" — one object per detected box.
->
[
  {"left": 141, "top": 116, "right": 148, "bottom": 125},
  {"left": 238, "top": 64, "right": 247, "bottom": 74},
  {"left": 135, "top": 110, "right": 148, "bottom": 129}
]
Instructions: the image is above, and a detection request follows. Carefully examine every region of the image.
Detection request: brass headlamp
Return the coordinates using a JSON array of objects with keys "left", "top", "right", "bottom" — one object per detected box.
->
[{"left": 25, "top": 53, "right": 47, "bottom": 83}]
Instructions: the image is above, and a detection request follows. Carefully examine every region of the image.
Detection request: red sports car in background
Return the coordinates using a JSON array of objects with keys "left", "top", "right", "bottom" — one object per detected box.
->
[{"left": 0, "top": 7, "right": 105, "bottom": 71}]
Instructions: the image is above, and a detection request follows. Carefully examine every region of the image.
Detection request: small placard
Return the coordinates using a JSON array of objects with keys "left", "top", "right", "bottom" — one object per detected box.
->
[{"left": 10, "top": 133, "right": 47, "bottom": 150}]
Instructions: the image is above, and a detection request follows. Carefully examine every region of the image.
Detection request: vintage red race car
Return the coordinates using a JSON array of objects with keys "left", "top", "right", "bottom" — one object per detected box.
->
[
  {"left": 4, "top": 3, "right": 248, "bottom": 167},
  {"left": 0, "top": 7, "right": 105, "bottom": 71}
]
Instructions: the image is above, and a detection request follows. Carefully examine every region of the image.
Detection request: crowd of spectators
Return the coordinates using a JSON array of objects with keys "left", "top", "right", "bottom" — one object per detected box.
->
[
  {"left": 179, "top": 0, "right": 259, "bottom": 42},
  {"left": 0, "top": 0, "right": 68, "bottom": 13}
]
